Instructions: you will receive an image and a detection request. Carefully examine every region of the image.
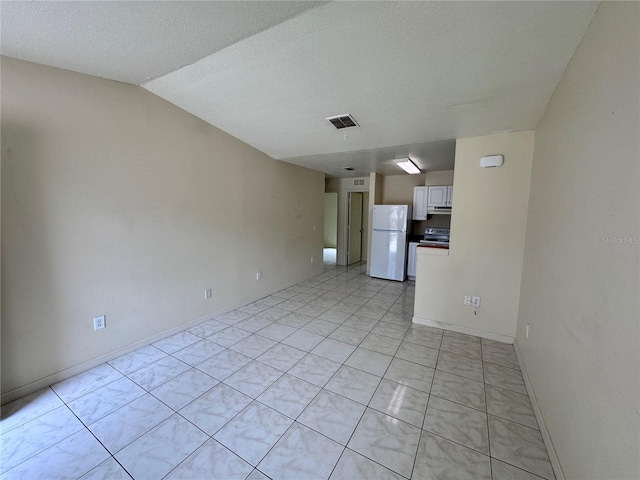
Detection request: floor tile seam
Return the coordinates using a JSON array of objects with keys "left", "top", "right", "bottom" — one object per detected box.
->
[
  {"left": 426, "top": 391, "right": 487, "bottom": 414},
  {"left": 437, "top": 348, "right": 483, "bottom": 362},
  {"left": 253, "top": 384, "right": 321, "bottom": 424},
  {"left": 159, "top": 435, "right": 245, "bottom": 480},
  {"left": 490, "top": 457, "right": 550, "bottom": 480},
  {"left": 39, "top": 391, "right": 134, "bottom": 478},
  {"left": 254, "top": 419, "right": 345, "bottom": 472},
  {"left": 485, "top": 411, "right": 541, "bottom": 432},
  {"left": 483, "top": 379, "right": 527, "bottom": 396},
  {"left": 482, "top": 358, "right": 522, "bottom": 371},
  {"left": 0, "top": 389, "right": 64, "bottom": 438},
  {"left": 52, "top": 373, "right": 126, "bottom": 409},
  {"left": 358, "top": 342, "right": 401, "bottom": 357},
  {"left": 365, "top": 401, "right": 427, "bottom": 430},
  {"left": 67, "top": 387, "right": 149, "bottom": 429},
  {"left": 347, "top": 408, "right": 419, "bottom": 480},
  {"left": 107, "top": 346, "right": 168, "bottom": 375},
  {"left": 409, "top": 342, "right": 441, "bottom": 479},
  {"left": 432, "top": 366, "right": 486, "bottom": 388},
  {"left": 480, "top": 341, "right": 493, "bottom": 468},
  {"left": 175, "top": 386, "right": 256, "bottom": 438},
  {"left": 124, "top": 358, "right": 192, "bottom": 392},
  {"left": 420, "top": 422, "right": 491, "bottom": 458},
  {"left": 392, "top": 352, "right": 438, "bottom": 373},
  {"left": 0, "top": 405, "right": 88, "bottom": 475},
  {"left": 52, "top": 371, "right": 126, "bottom": 405},
  {"left": 484, "top": 382, "right": 534, "bottom": 401}
]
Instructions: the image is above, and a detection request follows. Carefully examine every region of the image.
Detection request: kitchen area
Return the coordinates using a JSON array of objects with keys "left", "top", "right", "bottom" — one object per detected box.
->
[{"left": 365, "top": 169, "right": 454, "bottom": 283}]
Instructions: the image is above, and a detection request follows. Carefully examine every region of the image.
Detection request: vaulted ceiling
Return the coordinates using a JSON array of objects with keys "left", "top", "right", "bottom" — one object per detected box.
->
[{"left": 1, "top": 1, "right": 598, "bottom": 177}]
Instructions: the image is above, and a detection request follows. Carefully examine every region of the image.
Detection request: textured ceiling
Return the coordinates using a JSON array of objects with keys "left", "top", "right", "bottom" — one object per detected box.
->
[
  {"left": 0, "top": 1, "right": 324, "bottom": 84},
  {"left": 1, "top": 1, "right": 598, "bottom": 178}
]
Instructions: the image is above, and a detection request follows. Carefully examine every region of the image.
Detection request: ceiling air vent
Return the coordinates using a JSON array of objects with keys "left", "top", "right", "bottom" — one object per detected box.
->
[
  {"left": 353, "top": 179, "right": 365, "bottom": 186},
  {"left": 327, "top": 114, "right": 359, "bottom": 129}
]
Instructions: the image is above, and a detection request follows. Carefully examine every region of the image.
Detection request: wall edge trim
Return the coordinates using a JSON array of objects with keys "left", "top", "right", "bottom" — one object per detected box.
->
[
  {"left": 1, "top": 270, "right": 320, "bottom": 405},
  {"left": 412, "top": 316, "right": 514, "bottom": 344},
  {"left": 513, "top": 339, "right": 566, "bottom": 480}
]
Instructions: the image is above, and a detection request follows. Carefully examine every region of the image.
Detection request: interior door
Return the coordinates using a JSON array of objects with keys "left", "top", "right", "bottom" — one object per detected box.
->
[{"left": 348, "top": 192, "right": 363, "bottom": 265}]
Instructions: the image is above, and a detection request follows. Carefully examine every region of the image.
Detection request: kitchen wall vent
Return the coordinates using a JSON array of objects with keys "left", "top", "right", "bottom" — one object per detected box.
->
[
  {"left": 353, "top": 179, "right": 365, "bottom": 186},
  {"left": 327, "top": 114, "right": 359, "bottom": 129}
]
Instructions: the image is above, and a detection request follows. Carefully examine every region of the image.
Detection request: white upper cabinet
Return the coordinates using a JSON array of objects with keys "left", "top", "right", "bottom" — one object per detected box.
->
[
  {"left": 427, "top": 185, "right": 453, "bottom": 210},
  {"left": 412, "top": 186, "right": 429, "bottom": 220}
]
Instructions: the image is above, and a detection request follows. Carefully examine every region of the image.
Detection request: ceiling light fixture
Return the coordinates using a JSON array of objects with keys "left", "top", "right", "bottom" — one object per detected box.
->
[{"left": 396, "top": 158, "right": 420, "bottom": 174}]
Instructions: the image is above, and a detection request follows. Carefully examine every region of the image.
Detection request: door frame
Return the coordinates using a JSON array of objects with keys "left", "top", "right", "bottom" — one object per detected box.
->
[
  {"left": 347, "top": 192, "right": 364, "bottom": 265},
  {"left": 341, "top": 186, "right": 369, "bottom": 266}
]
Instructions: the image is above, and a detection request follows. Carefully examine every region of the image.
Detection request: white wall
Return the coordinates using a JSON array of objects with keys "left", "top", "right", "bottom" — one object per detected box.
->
[
  {"left": 516, "top": 3, "right": 639, "bottom": 479},
  {"left": 1, "top": 57, "right": 324, "bottom": 399},
  {"left": 414, "top": 131, "right": 534, "bottom": 339}
]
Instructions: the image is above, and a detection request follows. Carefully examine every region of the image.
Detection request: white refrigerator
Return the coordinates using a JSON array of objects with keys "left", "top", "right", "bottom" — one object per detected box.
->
[{"left": 370, "top": 205, "right": 411, "bottom": 281}]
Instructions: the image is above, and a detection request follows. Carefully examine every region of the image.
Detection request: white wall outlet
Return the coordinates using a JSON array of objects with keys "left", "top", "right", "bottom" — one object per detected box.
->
[
  {"left": 472, "top": 296, "right": 481, "bottom": 307},
  {"left": 93, "top": 315, "right": 106, "bottom": 331},
  {"left": 256, "top": 271, "right": 262, "bottom": 280},
  {"left": 310, "top": 256, "right": 314, "bottom": 264},
  {"left": 313, "top": 225, "right": 317, "bottom": 231},
  {"left": 526, "top": 323, "right": 530, "bottom": 338},
  {"left": 204, "top": 288, "right": 212, "bottom": 300},
  {"left": 464, "top": 296, "right": 471, "bottom": 306}
]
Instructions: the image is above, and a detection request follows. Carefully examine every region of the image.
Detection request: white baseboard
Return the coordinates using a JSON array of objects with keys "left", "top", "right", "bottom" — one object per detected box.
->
[
  {"left": 412, "top": 316, "right": 514, "bottom": 344},
  {"left": 513, "top": 340, "right": 565, "bottom": 480},
  {"left": 1, "top": 270, "right": 321, "bottom": 405}
]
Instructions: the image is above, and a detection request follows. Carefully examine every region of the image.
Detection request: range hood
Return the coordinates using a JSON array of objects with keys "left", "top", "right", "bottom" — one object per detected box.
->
[{"left": 427, "top": 206, "right": 452, "bottom": 215}]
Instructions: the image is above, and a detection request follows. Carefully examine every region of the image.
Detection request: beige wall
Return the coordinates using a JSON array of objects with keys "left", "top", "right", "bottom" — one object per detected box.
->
[
  {"left": 380, "top": 173, "right": 425, "bottom": 205},
  {"left": 516, "top": 3, "right": 639, "bottom": 479},
  {"left": 414, "top": 131, "right": 534, "bottom": 339},
  {"left": 424, "top": 170, "right": 454, "bottom": 187},
  {"left": 1, "top": 57, "right": 324, "bottom": 398},
  {"left": 323, "top": 192, "right": 338, "bottom": 248}
]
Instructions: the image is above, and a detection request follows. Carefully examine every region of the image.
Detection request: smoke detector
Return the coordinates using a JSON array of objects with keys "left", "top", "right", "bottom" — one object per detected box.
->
[{"left": 327, "top": 114, "right": 359, "bottom": 129}]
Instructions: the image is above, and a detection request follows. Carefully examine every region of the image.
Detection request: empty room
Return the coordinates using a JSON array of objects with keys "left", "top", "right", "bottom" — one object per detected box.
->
[{"left": 1, "top": 2, "right": 638, "bottom": 479}]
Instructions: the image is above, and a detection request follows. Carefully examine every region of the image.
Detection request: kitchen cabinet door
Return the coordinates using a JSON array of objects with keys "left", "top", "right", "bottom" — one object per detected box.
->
[
  {"left": 427, "top": 185, "right": 449, "bottom": 208},
  {"left": 412, "top": 186, "right": 429, "bottom": 220}
]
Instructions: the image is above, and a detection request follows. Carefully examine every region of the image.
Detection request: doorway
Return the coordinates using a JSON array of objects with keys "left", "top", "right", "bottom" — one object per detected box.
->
[{"left": 347, "top": 192, "right": 368, "bottom": 265}]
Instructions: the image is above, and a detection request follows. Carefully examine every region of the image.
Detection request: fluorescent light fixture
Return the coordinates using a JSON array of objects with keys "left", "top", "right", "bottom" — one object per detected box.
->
[{"left": 396, "top": 158, "right": 420, "bottom": 174}]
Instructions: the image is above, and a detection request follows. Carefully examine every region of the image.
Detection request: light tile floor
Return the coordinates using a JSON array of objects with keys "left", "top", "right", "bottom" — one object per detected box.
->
[{"left": 0, "top": 263, "right": 555, "bottom": 480}]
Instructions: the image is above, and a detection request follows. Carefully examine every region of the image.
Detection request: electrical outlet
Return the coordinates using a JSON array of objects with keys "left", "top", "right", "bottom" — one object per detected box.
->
[
  {"left": 256, "top": 271, "right": 262, "bottom": 280},
  {"left": 93, "top": 315, "right": 106, "bottom": 331},
  {"left": 526, "top": 323, "right": 530, "bottom": 338},
  {"left": 313, "top": 225, "right": 317, "bottom": 231},
  {"left": 310, "top": 256, "right": 314, "bottom": 264},
  {"left": 472, "top": 296, "right": 481, "bottom": 308},
  {"left": 204, "top": 288, "right": 212, "bottom": 300},
  {"left": 464, "top": 296, "right": 471, "bottom": 306}
]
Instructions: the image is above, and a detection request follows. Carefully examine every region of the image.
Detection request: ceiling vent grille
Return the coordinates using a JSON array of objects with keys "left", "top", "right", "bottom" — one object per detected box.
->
[
  {"left": 327, "top": 114, "right": 359, "bottom": 129},
  {"left": 353, "top": 179, "right": 365, "bottom": 186}
]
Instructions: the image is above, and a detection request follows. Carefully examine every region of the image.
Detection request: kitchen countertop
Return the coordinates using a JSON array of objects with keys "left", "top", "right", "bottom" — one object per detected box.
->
[{"left": 416, "top": 244, "right": 449, "bottom": 256}]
